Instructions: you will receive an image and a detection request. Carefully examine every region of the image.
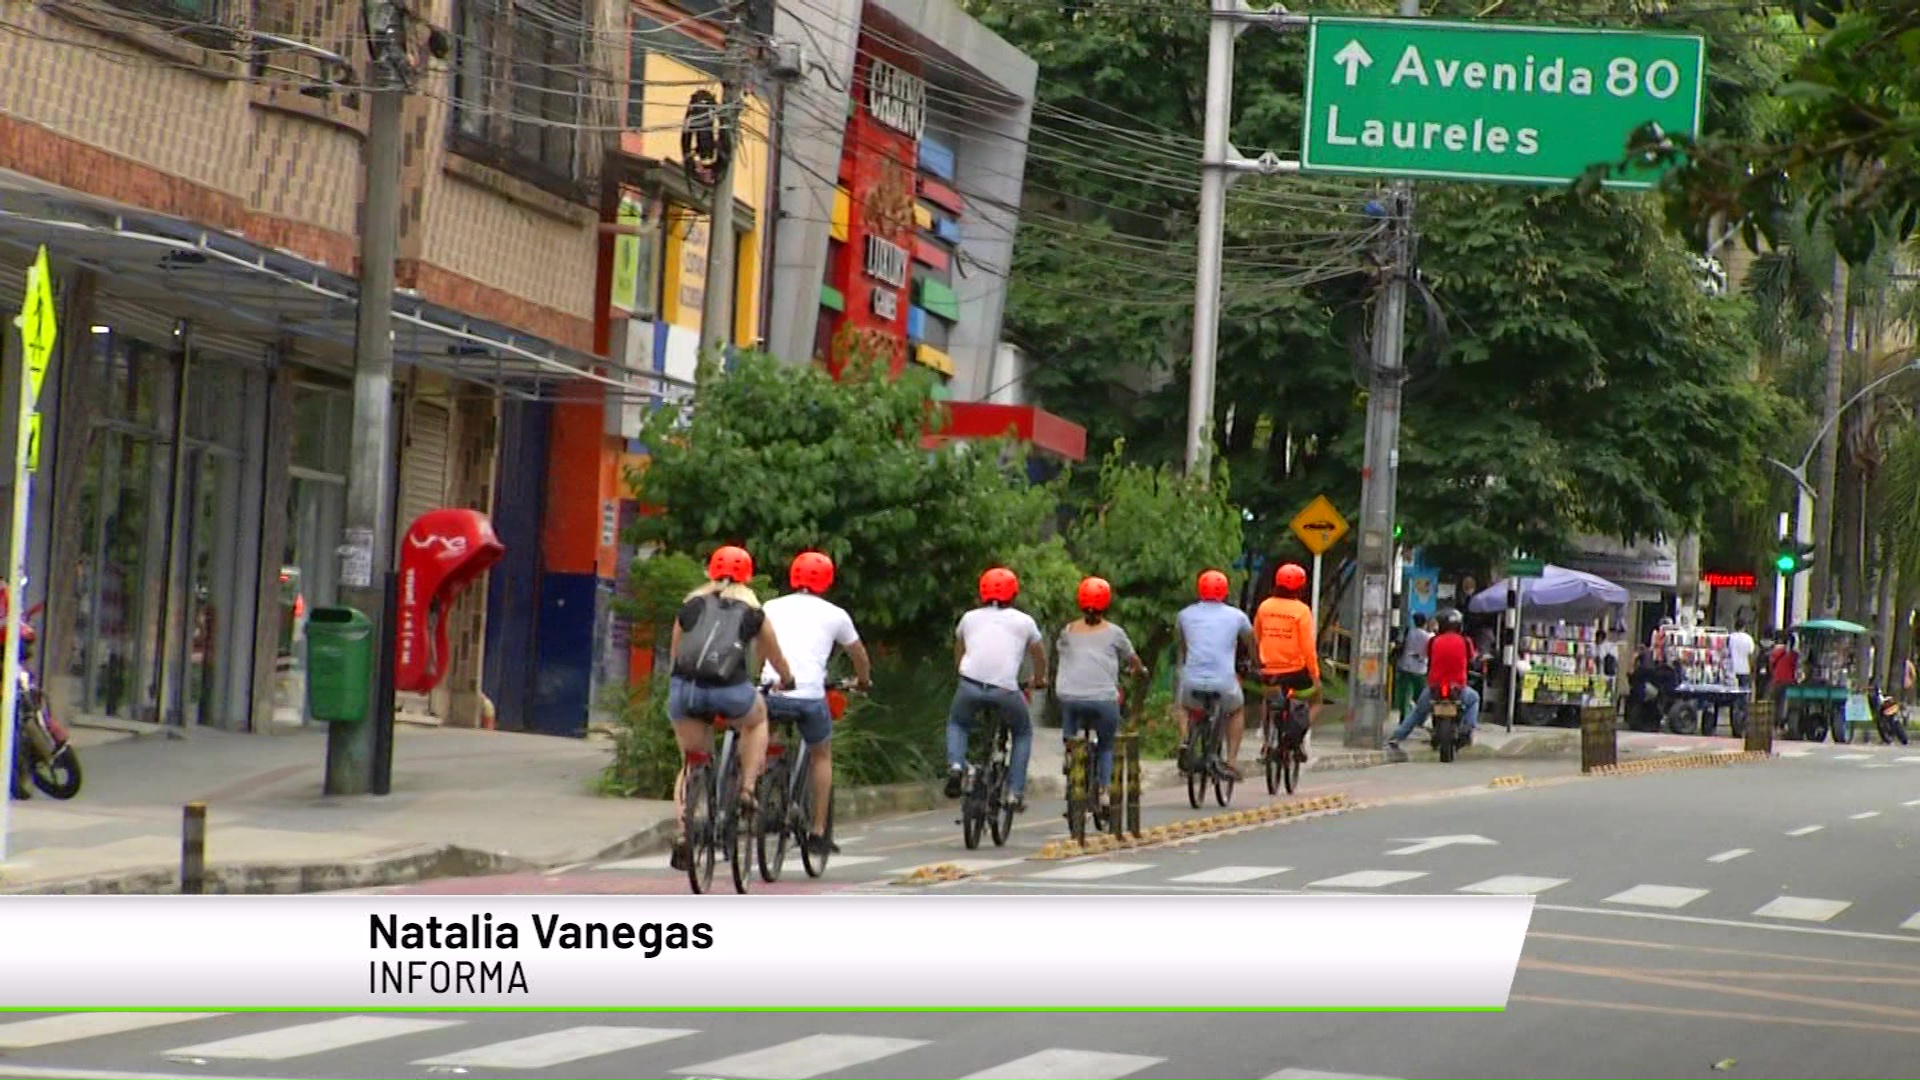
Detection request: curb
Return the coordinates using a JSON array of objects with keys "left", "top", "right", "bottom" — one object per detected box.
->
[
  {"left": 1029, "top": 793, "right": 1355, "bottom": 861},
  {"left": 1586, "top": 750, "right": 1772, "bottom": 777}
]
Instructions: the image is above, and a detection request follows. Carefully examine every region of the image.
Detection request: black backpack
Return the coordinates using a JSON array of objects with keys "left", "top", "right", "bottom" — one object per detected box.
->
[{"left": 673, "top": 594, "right": 752, "bottom": 684}]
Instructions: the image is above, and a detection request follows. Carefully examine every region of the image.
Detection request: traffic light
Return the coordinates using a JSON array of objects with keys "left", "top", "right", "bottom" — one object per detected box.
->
[{"left": 1774, "top": 542, "right": 1816, "bottom": 575}]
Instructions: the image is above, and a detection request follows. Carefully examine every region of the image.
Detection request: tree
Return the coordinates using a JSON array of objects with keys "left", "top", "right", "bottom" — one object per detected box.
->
[{"left": 1065, "top": 443, "right": 1245, "bottom": 719}]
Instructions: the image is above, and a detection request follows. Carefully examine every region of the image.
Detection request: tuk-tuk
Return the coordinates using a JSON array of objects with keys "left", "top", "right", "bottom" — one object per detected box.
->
[{"left": 1781, "top": 619, "right": 1871, "bottom": 742}]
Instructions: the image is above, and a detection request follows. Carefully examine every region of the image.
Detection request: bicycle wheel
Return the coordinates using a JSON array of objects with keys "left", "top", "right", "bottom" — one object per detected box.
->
[
  {"left": 1262, "top": 708, "right": 1281, "bottom": 796},
  {"left": 1065, "top": 735, "right": 1089, "bottom": 844},
  {"left": 801, "top": 790, "right": 833, "bottom": 877},
  {"left": 1186, "top": 717, "right": 1210, "bottom": 808},
  {"left": 722, "top": 761, "right": 753, "bottom": 895},
  {"left": 685, "top": 766, "right": 717, "bottom": 895},
  {"left": 1213, "top": 760, "right": 1235, "bottom": 806},
  {"left": 756, "top": 758, "right": 792, "bottom": 883},
  {"left": 988, "top": 761, "right": 1015, "bottom": 846}
]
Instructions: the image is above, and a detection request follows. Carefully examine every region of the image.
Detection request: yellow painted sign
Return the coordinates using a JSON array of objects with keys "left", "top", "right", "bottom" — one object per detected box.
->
[
  {"left": 17, "top": 246, "right": 55, "bottom": 409},
  {"left": 609, "top": 195, "right": 643, "bottom": 312},
  {"left": 1289, "top": 493, "right": 1350, "bottom": 556}
]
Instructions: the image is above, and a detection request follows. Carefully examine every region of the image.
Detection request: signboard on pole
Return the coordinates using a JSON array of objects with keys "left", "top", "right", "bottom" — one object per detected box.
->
[
  {"left": 2, "top": 246, "right": 55, "bottom": 863},
  {"left": 1301, "top": 18, "right": 1705, "bottom": 187},
  {"left": 1289, "top": 494, "right": 1350, "bottom": 556}
]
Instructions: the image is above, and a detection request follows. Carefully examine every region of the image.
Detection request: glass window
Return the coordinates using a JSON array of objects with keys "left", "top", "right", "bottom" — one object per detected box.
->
[{"left": 291, "top": 385, "right": 350, "bottom": 474}]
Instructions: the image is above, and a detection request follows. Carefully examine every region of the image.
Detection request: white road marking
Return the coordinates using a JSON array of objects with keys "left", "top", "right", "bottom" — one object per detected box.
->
[
  {"left": 1169, "top": 865, "right": 1292, "bottom": 884},
  {"left": 806, "top": 855, "right": 888, "bottom": 869},
  {"left": 1026, "top": 862, "right": 1157, "bottom": 881},
  {"left": 1604, "top": 885, "right": 1710, "bottom": 910},
  {"left": 0, "top": 1068, "right": 258, "bottom": 1080},
  {"left": 0, "top": 1014, "right": 225, "bottom": 1049},
  {"left": 1834, "top": 753, "right": 1872, "bottom": 761},
  {"left": 1706, "top": 849, "right": 1752, "bottom": 863},
  {"left": 1540, "top": 902, "right": 1920, "bottom": 943},
  {"left": 1265, "top": 1071, "right": 1399, "bottom": 1079},
  {"left": 675, "top": 1034, "right": 928, "bottom": 1078},
  {"left": 961, "top": 1049, "right": 1164, "bottom": 1079},
  {"left": 1901, "top": 912, "right": 1920, "bottom": 933},
  {"left": 1897, "top": 756, "right": 1920, "bottom": 764},
  {"left": 165, "top": 1018, "right": 460, "bottom": 1061},
  {"left": 414, "top": 1027, "right": 696, "bottom": 1068},
  {"left": 1850, "top": 811, "right": 1882, "bottom": 820},
  {"left": 1457, "top": 875, "right": 1567, "bottom": 895},
  {"left": 1787, "top": 825, "right": 1824, "bottom": 837},
  {"left": 1753, "top": 896, "right": 1852, "bottom": 923},
  {"left": 598, "top": 854, "right": 674, "bottom": 871},
  {"left": 1904, "top": 799, "right": 1920, "bottom": 808},
  {"left": 1777, "top": 747, "right": 1812, "bottom": 758},
  {"left": 1308, "top": 870, "right": 1428, "bottom": 889}
]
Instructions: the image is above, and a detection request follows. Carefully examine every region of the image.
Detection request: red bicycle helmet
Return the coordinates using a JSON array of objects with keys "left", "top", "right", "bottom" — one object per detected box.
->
[
  {"left": 979, "top": 567, "right": 1020, "bottom": 604},
  {"left": 707, "top": 545, "right": 754, "bottom": 583},
  {"left": 790, "top": 551, "right": 835, "bottom": 593},
  {"left": 1077, "top": 576, "right": 1113, "bottom": 612},
  {"left": 1275, "top": 562, "right": 1309, "bottom": 592},
  {"left": 1197, "top": 569, "right": 1230, "bottom": 602}
]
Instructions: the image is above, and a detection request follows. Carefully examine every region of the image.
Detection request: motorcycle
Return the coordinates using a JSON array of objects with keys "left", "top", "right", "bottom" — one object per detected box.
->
[
  {"left": 1430, "top": 685, "right": 1470, "bottom": 764},
  {"left": 1868, "top": 682, "right": 1910, "bottom": 746},
  {"left": 7, "top": 590, "right": 79, "bottom": 800}
]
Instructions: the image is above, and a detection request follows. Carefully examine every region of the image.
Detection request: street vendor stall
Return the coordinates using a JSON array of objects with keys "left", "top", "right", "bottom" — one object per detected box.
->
[
  {"left": 1469, "top": 565, "right": 1630, "bottom": 729},
  {"left": 1781, "top": 618, "right": 1871, "bottom": 743},
  {"left": 1644, "top": 624, "right": 1748, "bottom": 736}
]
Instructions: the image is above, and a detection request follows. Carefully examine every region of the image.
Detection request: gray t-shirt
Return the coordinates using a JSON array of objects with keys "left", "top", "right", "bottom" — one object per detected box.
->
[
  {"left": 1177, "top": 601, "right": 1252, "bottom": 689},
  {"left": 1400, "top": 626, "right": 1432, "bottom": 675},
  {"left": 1055, "top": 621, "right": 1139, "bottom": 702}
]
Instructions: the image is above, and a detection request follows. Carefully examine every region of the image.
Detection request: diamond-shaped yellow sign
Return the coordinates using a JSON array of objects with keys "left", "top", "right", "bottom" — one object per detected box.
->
[
  {"left": 1289, "top": 493, "right": 1350, "bottom": 556},
  {"left": 15, "top": 246, "right": 56, "bottom": 411}
]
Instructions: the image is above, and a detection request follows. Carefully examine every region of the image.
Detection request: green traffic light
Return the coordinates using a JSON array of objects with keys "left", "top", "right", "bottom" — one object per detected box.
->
[{"left": 1774, "top": 553, "right": 1796, "bottom": 573}]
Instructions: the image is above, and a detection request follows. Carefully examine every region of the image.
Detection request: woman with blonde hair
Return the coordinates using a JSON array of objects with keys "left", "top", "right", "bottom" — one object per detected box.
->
[{"left": 667, "top": 545, "right": 796, "bottom": 871}]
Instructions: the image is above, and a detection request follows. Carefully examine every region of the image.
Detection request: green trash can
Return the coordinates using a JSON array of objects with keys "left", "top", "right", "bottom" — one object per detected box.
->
[{"left": 305, "top": 606, "right": 374, "bottom": 723}]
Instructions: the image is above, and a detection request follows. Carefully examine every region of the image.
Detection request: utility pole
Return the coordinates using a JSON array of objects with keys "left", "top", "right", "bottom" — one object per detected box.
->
[
  {"left": 699, "top": 2, "right": 747, "bottom": 360},
  {"left": 1346, "top": 0, "right": 1421, "bottom": 750},
  {"left": 328, "top": 0, "right": 408, "bottom": 796},
  {"left": 1808, "top": 254, "right": 1847, "bottom": 618},
  {"left": 1184, "top": 0, "right": 1303, "bottom": 478}
]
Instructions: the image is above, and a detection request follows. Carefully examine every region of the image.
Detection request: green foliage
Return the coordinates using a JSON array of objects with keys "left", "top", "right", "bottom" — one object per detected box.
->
[{"left": 598, "top": 678, "right": 679, "bottom": 799}]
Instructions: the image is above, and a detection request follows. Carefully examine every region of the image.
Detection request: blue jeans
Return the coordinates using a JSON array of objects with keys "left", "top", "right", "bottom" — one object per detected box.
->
[
  {"left": 1392, "top": 685, "right": 1481, "bottom": 743},
  {"left": 947, "top": 678, "right": 1033, "bottom": 796},
  {"left": 766, "top": 695, "right": 833, "bottom": 745},
  {"left": 1059, "top": 698, "right": 1121, "bottom": 788}
]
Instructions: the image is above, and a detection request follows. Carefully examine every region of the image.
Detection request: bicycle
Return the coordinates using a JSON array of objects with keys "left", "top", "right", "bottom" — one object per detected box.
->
[
  {"left": 681, "top": 707, "right": 756, "bottom": 895},
  {"left": 1179, "top": 689, "right": 1235, "bottom": 809},
  {"left": 756, "top": 679, "right": 858, "bottom": 882},
  {"left": 958, "top": 692, "right": 1025, "bottom": 850},
  {"left": 1061, "top": 704, "right": 1117, "bottom": 844},
  {"left": 1258, "top": 679, "right": 1309, "bottom": 795}
]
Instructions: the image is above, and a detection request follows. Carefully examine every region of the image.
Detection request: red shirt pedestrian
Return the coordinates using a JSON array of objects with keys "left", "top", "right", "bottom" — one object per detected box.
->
[{"left": 1429, "top": 631, "right": 1473, "bottom": 695}]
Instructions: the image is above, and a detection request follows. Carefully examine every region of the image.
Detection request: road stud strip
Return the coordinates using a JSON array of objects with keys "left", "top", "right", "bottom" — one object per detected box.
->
[
  {"left": 1488, "top": 774, "right": 1525, "bottom": 788},
  {"left": 1030, "top": 793, "right": 1353, "bottom": 861},
  {"left": 1586, "top": 749, "right": 1772, "bottom": 778},
  {"left": 890, "top": 863, "right": 977, "bottom": 886}
]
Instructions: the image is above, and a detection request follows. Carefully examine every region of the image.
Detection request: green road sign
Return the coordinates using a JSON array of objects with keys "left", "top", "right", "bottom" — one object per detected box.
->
[
  {"left": 1508, "top": 557, "right": 1545, "bottom": 579},
  {"left": 1301, "top": 17, "right": 1704, "bottom": 188}
]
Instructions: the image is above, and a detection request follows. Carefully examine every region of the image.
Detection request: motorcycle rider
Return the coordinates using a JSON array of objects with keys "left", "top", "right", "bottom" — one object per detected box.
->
[{"left": 1388, "top": 607, "right": 1480, "bottom": 750}]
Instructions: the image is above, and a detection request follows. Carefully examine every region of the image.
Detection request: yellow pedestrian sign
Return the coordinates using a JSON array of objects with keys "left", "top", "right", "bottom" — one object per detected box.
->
[
  {"left": 1289, "top": 494, "right": 1350, "bottom": 556},
  {"left": 16, "top": 246, "right": 56, "bottom": 409}
]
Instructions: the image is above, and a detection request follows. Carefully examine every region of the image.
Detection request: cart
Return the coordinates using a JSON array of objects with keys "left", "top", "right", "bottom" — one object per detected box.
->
[
  {"left": 1780, "top": 619, "right": 1871, "bottom": 743},
  {"left": 1645, "top": 624, "right": 1749, "bottom": 737}
]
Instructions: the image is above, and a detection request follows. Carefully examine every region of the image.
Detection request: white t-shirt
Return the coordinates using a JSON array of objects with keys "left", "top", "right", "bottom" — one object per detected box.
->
[
  {"left": 1727, "top": 631, "right": 1756, "bottom": 677},
  {"left": 956, "top": 606, "right": 1042, "bottom": 691},
  {"left": 760, "top": 592, "right": 859, "bottom": 699}
]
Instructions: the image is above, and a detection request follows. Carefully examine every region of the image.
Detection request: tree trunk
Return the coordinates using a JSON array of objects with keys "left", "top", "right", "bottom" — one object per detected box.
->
[
  {"left": 1875, "top": 554, "right": 1898, "bottom": 687},
  {"left": 1809, "top": 254, "right": 1847, "bottom": 616},
  {"left": 1839, "top": 463, "right": 1866, "bottom": 622},
  {"left": 1896, "top": 576, "right": 1918, "bottom": 698}
]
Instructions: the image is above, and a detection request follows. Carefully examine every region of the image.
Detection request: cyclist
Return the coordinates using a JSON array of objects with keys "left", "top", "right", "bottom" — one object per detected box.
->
[
  {"left": 1388, "top": 607, "right": 1480, "bottom": 750},
  {"left": 667, "top": 545, "right": 797, "bottom": 871},
  {"left": 1253, "top": 562, "right": 1321, "bottom": 763},
  {"left": 946, "top": 567, "right": 1047, "bottom": 812},
  {"left": 1054, "top": 576, "right": 1146, "bottom": 803},
  {"left": 761, "top": 551, "right": 872, "bottom": 860},
  {"left": 1175, "top": 569, "right": 1256, "bottom": 780}
]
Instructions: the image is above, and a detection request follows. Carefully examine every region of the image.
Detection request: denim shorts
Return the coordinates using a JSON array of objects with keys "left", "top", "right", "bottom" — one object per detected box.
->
[
  {"left": 766, "top": 694, "right": 833, "bottom": 746},
  {"left": 668, "top": 677, "right": 760, "bottom": 723}
]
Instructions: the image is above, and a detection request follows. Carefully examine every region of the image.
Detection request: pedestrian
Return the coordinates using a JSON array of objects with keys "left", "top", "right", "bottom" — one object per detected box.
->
[
  {"left": 1727, "top": 619, "right": 1756, "bottom": 732},
  {"left": 1395, "top": 613, "right": 1431, "bottom": 719},
  {"left": 1766, "top": 632, "right": 1797, "bottom": 726},
  {"left": 1904, "top": 655, "right": 1915, "bottom": 705}
]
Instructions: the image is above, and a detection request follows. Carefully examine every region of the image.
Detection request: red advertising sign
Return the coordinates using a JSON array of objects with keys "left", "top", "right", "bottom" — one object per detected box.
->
[{"left": 1702, "top": 570, "right": 1756, "bottom": 591}]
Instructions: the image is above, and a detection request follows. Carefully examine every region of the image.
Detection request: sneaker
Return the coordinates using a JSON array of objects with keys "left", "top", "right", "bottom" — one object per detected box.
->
[
  {"left": 1007, "top": 793, "right": 1026, "bottom": 813},
  {"left": 1386, "top": 739, "right": 1401, "bottom": 752},
  {"left": 668, "top": 838, "right": 691, "bottom": 871},
  {"left": 944, "top": 768, "right": 964, "bottom": 798},
  {"left": 805, "top": 833, "right": 832, "bottom": 859}
]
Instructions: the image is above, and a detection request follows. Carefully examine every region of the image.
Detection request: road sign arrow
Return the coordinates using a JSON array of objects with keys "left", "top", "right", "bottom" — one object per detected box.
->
[
  {"left": 1386, "top": 834, "right": 1497, "bottom": 856},
  {"left": 1333, "top": 39, "right": 1373, "bottom": 85}
]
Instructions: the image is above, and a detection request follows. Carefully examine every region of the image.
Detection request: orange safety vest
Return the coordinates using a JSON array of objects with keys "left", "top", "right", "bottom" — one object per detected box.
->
[{"left": 1254, "top": 597, "right": 1320, "bottom": 680}]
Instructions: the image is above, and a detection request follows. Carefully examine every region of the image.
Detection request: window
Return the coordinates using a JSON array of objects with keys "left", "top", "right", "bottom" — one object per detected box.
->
[
  {"left": 451, "top": 0, "right": 589, "bottom": 195},
  {"left": 104, "top": 0, "right": 236, "bottom": 48}
]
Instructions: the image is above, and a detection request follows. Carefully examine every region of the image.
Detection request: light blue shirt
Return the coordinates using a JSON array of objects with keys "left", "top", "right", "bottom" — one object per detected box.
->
[{"left": 1177, "top": 602, "right": 1251, "bottom": 689}]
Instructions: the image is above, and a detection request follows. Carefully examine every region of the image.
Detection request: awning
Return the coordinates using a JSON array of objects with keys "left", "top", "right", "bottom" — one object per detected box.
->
[
  {"left": 927, "top": 402, "right": 1087, "bottom": 462},
  {"left": 0, "top": 171, "right": 690, "bottom": 403}
]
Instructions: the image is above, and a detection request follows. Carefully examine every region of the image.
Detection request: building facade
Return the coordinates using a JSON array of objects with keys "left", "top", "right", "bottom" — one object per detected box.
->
[{"left": 0, "top": 0, "right": 664, "bottom": 738}]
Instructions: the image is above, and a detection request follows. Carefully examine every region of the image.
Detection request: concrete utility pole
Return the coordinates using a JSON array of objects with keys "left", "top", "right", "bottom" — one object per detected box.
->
[
  {"left": 1808, "top": 253, "right": 1847, "bottom": 618},
  {"left": 699, "top": 2, "right": 747, "bottom": 360},
  {"left": 329, "top": 0, "right": 409, "bottom": 796},
  {"left": 1346, "top": 0, "right": 1421, "bottom": 751},
  {"left": 1184, "top": 0, "right": 1303, "bottom": 479}
]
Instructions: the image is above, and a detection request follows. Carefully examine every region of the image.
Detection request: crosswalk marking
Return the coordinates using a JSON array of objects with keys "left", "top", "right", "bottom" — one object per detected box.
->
[
  {"left": 0, "top": 1014, "right": 225, "bottom": 1049},
  {"left": 600, "top": 854, "right": 674, "bottom": 871},
  {"left": 1753, "top": 896, "right": 1852, "bottom": 923},
  {"left": 1898, "top": 756, "right": 1920, "bottom": 764},
  {"left": 1259, "top": 1060, "right": 1413, "bottom": 1068},
  {"left": 1604, "top": 885, "right": 1709, "bottom": 910},
  {"left": 1901, "top": 912, "right": 1920, "bottom": 932},
  {"left": 1265, "top": 1070, "right": 1399, "bottom": 1079},
  {"left": 1787, "top": 825, "right": 1824, "bottom": 837},
  {"left": 1026, "top": 862, "right": 1156, "bottom": 881},
  {"left": 1707, "top": 848, "right": 1751, "bottom": 863},
  {"left": 1905, "top": 799, "right": 1920, "bottom": 808},
  {"left": 1308, "top": 870, "right": 1427, "bottom": 889},
  {"left": 1457, "top": 875, "right": 1566, "bottom": 895},
  {"left": 1850, "top": 811, "right": 1882, "bottom": 820},
  {"left": 809, "top": 855, "right": 888, "bottom": 868},
  {"left": 165, "top": 1017, "right": 460, "bottom": 1061},
  {"left": 1777, "top": 747, "right": 1812, "bottom": 757},
  {"left": 674, "top": 1034, "right": 928, "bottom": 1078},
  {"left": 412, "top": 1026, "right": 696, "bottom": 1068},
  {"left": 961, "top": 1049, "right": 1164, "bottom": 1079},
  {"left": 1168, "top": 865, "right": 1291, "bottom": 884}
]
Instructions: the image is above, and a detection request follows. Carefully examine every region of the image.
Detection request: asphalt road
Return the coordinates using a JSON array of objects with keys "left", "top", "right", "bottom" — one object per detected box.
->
[{"left": 7, "top": 738, "right": 1920, "bottom": 1079}]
